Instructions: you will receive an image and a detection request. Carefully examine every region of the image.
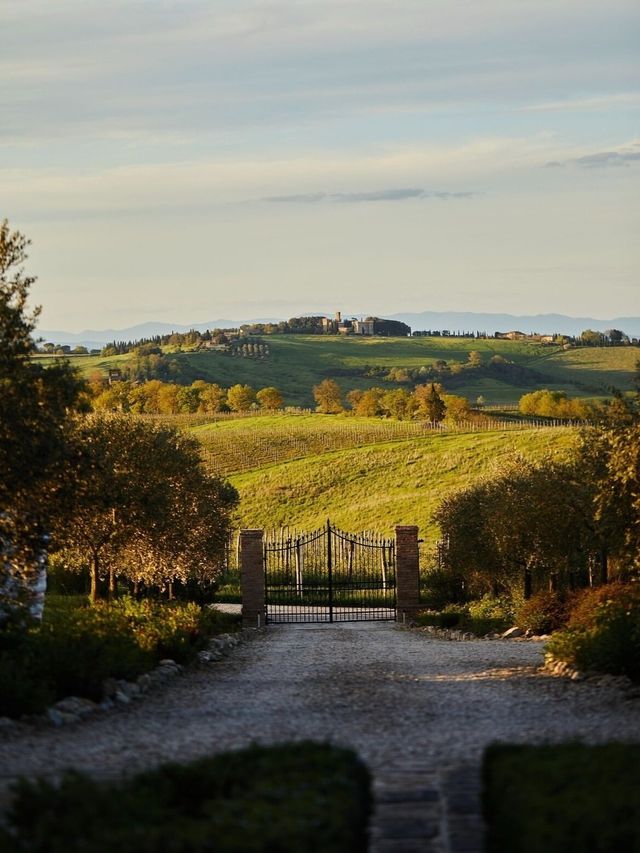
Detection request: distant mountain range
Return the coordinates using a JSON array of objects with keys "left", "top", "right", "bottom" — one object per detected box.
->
[{"left": 37, "top": 311, "right": 640, "bottom": 349}]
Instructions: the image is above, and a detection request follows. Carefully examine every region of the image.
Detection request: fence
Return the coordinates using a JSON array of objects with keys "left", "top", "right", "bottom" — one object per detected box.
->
[{"left": 197, "top": 418, "right": 584, "bottom": 476}]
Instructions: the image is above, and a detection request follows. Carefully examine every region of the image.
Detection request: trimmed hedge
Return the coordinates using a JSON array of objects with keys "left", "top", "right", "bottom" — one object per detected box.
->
[
  {"left": 0, "top": 742, "right": 371, "bottom": 853},
  {"left": 483, "top": 743, "right": 640, "bottom": 853}
]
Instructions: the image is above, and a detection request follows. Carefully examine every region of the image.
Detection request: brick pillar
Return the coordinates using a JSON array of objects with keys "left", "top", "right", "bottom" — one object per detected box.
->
[
  {"left": 240, "top": 529, "right": 265, "bottom": 628},
  {"left": 396, "top": 525, "right": 420, "bottom": 623}
]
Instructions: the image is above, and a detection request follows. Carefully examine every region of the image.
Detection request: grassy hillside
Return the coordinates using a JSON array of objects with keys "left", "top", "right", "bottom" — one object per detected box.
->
[
  {"left": 37, "top": 336, "right": 638, "bottom": 406},
  {"left": 227, "top": 426, "right": 578, "bottom": 540},
  {"left": 189, "top": 412, "right": 574, "bottom": 476},
  {"left": 528, "top": 346, "right": 639, "bottom": 395}
]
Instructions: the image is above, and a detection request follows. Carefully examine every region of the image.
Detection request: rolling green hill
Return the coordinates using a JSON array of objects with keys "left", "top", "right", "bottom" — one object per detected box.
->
[
  {"left": 37, "top": 336, "right": 638, "bottom": 406},
  {"left": 225, "top": 425, "right": 578, "bottom": 540}
]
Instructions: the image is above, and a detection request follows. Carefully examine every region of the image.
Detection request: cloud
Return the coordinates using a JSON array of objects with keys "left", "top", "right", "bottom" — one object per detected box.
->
[
  {"left": 573, "top": 148, "right": 640, "bottom": 168},
  {"left": 546, "top": 141, "right": 640, "bottom": 168},
  {"left": 263, "top": 188, "right": 478, "bottom": 203}
]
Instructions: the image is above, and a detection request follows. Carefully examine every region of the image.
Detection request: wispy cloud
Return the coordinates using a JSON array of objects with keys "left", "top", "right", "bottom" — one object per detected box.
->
[
  {"left": 545, "top": 141, "right": 640, "bottom": 168},
  {"left": 263, "top": 188, "right": 478, "bottom": 204}
]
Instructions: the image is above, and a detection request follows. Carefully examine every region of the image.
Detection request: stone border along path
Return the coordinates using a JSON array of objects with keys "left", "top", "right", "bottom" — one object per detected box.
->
[{"left": 1, "top": 623, "right": 639, "bottom": 852}]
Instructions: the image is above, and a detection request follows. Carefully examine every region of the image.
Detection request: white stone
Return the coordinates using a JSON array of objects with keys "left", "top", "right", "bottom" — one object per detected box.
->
[{"left": 502, "top": 627, "right": 525, "bottom": 639}]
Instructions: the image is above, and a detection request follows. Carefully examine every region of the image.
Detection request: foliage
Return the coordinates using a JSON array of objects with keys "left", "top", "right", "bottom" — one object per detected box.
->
[
  {"left": 414, "top": 383, "right": 447, "bottom": 422},
  {"left": 0, "top": 595, "right": 240, "bottom": 717},
  {"left": 515, "top": 590, "right": 573, "bottom": 635},
  {"left": 226, "top": 383, "right": 257, "bottom": 412},
  {"left": 420, "top": 567, "right": 466, "bottom": 609},
  {"left": 546, "top": 582, "right": 640, "bottom": 681},
  {"left": 92, "top": 378, "right": 282, "bottom": 415},
  {"left": 0, "top": 742, "right": 371, "bottom": 853},
  {"left": 483, "top": 743, "right": 640, "bottom": 853},
  {"left": 415, "top": 605, "right": 469, "bottom": 629},
  {"left": 575, "top": 400, "right": 640, "bottom": 574},
  {"left": 467, "top": 595, "right": 515, "bottom": 634},
  {"left": 518, "top": 389, "right": 594, "bottom": 419},
  {"left": 51, "top": 415, "right": 238, "bottom": 600},
  {"left": 0, "top": 220, "right": 84, "bottom": 616},
  {"left": 434, "top": 456, "right": 600, "bottom": 599},
  {"left": 313, "top": 378, "right": 344, "bottom": 413},
  {"left": 256, "top": 386, "right": 283, "bottom": 410},
  {"left": 416, "top": 597, "right": 513, "bottom": 635},
  {"left": 40, "top": 333, "right": 639, "bottom": 408}
]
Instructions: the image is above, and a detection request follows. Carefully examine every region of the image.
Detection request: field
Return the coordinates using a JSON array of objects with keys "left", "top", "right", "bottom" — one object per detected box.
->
[
  {"left": 201, "top": 418, "right": 580, "bottom": 540},
  {"left": 37, "top": 336, "right": 639, "bottom": 407},
  {"left": 187, "top": 412, "right": 564, "bottom": 476}
]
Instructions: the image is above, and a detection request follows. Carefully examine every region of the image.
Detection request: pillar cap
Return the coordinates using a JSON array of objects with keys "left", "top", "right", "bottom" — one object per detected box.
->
[{"left": 395, "top": 525, "right": 419, "bottom": 533}]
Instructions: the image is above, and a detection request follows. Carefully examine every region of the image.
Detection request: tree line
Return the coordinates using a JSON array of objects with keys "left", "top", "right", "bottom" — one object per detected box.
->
[
  {"left": 1, "top": 221, "right": 236, "bottom": 616},
  {"left": 89, "top": 377, "right": 284, "bottom": 414},
  {"left": 433, "top": 398, "right": 639, "bottom": 602}
]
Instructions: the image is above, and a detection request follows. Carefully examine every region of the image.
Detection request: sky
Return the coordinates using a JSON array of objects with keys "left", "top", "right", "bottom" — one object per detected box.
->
[{"left": 1, "top": 0, "right": 639, "bottom": 332}]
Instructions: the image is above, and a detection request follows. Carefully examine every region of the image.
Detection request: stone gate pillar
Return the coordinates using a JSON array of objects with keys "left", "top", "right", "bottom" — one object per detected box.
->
[
  {"left": 395, "top": 525, "right": 420, "bottom": 623},
  {"left": 240, "top": 529, "right": 265, "bottom": 628}
]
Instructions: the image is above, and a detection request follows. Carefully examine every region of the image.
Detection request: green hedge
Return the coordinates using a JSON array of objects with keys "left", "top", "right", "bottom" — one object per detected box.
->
[
  {"left": 0, "top": 596, "right": 241, "bottom": 717},
  {"left": 0, "top": 742, "right": 371, "bottom": 853},
  {"left": 483, "top": 743, "right": 640, "bottom": 853}
]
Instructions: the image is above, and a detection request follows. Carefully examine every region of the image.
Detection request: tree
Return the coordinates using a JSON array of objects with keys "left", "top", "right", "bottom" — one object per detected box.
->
[
  {"left": 52, "top": 415, "right": 238, "bottom": 601},
  {"left": 414, "top": 383, "right": 447, "bottom": 422},
  {"left": 198, "top": 382, "right": 228, "bottom": 413},
  {"left": 380, "top": 388, "right": 416, "bottom": 420},
  {"left": 256, "top": 387, "right": 284, "bottom": 410},
  {"left": 434, "top": 457, "right": 600, "bottom": 599},
  {"left": 581, "top": 329, "right": 606, "bottom": 346},
  {"left": 0, "top": 220, "right": 84, "bottom": 617},
  {"left": 227, "top": 383, "right": 256, "bottom": 412},
  {"left": 442, "top": 394, "right": 472, "bottom": 423},
  {"left": 577, "top": 400, "right": 640, "bottom": 576},
  {"left": 605, "top": 329, "right": 627, "bottom": 344},
  {"left": 313, "top": 379, "right": 343, "bottom": 414}
]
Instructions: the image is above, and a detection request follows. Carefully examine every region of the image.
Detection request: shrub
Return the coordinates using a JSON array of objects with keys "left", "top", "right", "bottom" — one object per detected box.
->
[
  {"left": 0, "top": 596, "right": 241, "bottom": 717},
  {"left": 420, "top": 568, "right": 465, "bottom": 609},
  {"left": 0, "top": 742, "right": 371, "bottom": 853},
  {"left": 546, "top": 582, "right": 640, "bottom": 681},
  {"left": 483, "top": 743, "right": 640, "bottom": 853},
  {"left": 416, "top": 605, "right": 468, "bottom": 629},
  {"left": 467, "top": 595, "right": 514, "bottom": 635},
  {"left": 515, "top": 590, "right": 573, "bottom": 635},
  {"left": 567, "top": 582, "right": 640, "bottom": 631}
]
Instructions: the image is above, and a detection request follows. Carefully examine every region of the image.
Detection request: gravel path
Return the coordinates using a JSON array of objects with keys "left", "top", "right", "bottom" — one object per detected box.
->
[{"left": 1, "top": 623, "right": 638, "bottom": 851}]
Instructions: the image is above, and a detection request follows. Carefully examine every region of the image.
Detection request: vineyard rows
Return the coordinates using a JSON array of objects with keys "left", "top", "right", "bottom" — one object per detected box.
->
[{"left": 195, "top": 417, "right": 580, "bottom": 476}]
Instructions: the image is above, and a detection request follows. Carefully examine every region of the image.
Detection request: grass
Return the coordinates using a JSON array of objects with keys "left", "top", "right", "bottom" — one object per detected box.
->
[
  {"left": 37, "top": 336, "right": 638, "bottom": 406},
  {"left": 528, "top": 345, "right": 640, "bottom": 394},
  {"left": 483, "top": 743, "right": 640, "bottom": 853},
  {"left": 191, "top": 413, "right": 543, "bottom": 476},
  {"left": 227, "top": 426, "right": 578, "bottom": 539}
]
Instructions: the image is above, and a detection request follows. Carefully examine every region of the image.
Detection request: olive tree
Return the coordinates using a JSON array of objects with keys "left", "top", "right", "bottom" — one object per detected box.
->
[
  {"left": 52, "top": 415, "right": 238, "bottom": 601},
  {"left": 0, "top": 220, "right": 83, "bottom": 618}
]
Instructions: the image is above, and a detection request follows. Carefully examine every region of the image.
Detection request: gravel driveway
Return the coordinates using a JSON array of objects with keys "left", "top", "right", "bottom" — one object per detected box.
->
[{"left": 1, "top": 623, "right": 638, "bottom": 852}]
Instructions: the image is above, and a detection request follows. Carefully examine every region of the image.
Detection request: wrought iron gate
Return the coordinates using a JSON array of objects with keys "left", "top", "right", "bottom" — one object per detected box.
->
[{"left": 264, "top": 521, "right": 396, "bottom": 623}]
